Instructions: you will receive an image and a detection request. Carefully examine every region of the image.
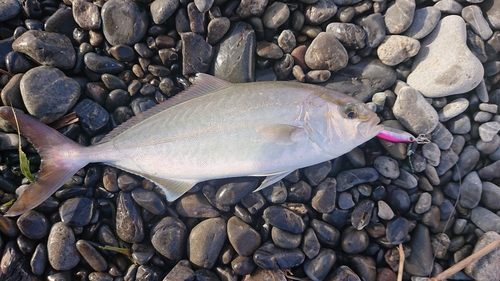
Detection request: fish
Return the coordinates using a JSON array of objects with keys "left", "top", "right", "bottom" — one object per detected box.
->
[{"left": 0, "top": 74, "right": 383, "bottom": 216}]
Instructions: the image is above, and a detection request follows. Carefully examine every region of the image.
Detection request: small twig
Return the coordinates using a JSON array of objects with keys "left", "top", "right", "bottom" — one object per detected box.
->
[
  {"left": 429, "top": 239, "right": 500, "bottom": 281},
  {"left": 0, "top": 69, "right": 14, "bottom": 77},
  {"left": 49, "top": 112, "right": 79, "bottom": 129},
  {"left": 283, "top": 269, "right": 309, "bottom": 281},
  {"left": 397, "top": 244, "right": 405, "bottom": 281}
]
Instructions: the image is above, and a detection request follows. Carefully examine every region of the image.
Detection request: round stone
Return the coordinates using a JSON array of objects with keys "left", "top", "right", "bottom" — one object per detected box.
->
[
  {"left": 47, "top": 222, "right": 80, "bottom": 271},
  {"left": 101, "top": 0, "right": 148, "bottom": 45},
  {"left": 20, "top": 66, "right": 81, "bottom": 124},
  {"left": 377, "top": 35, "right": 420, "bottom": 66},
  {"left": 305, "top": 32, "right": 348, "bottom": 71},
  {"left": 188, "top": 218, "right": 227, "bottom": 268},
  {"left": 392, "top": 86, "right": 439, "bottom": 134}
]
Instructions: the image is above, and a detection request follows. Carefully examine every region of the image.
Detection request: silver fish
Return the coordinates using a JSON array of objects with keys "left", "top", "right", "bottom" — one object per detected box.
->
[{"left": 0, "top": 74, "right": 382, "bottom": 216}]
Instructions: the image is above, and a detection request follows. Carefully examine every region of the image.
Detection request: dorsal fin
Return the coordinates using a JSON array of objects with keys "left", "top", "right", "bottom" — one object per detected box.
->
[{"left": 98, "top": 74, "right": 232, "bottom": 143}]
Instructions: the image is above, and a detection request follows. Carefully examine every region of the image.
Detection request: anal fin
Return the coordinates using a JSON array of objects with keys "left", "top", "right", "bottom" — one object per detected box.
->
[
  {"left": 253, "top": 170, "right": 294, "bottom": 192},
  {"left": 144, "top": 175, "right": 197, "bottom": 202}
]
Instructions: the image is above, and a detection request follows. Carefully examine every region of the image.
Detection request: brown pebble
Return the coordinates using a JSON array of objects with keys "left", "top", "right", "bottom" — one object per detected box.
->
[{"left": 291, "top": 45, "right": 309, "bottom": 71}]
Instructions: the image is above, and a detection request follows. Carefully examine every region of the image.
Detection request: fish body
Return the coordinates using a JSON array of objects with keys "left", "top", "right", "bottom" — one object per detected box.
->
[{"left": 0, "top": 74, "right": 382, "bottom": 216}]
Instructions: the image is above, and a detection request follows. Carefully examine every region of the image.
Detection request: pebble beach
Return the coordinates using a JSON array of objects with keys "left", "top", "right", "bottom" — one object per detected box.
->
[{"left": 1, "top": 0, "right": 500, "bottom": 280}]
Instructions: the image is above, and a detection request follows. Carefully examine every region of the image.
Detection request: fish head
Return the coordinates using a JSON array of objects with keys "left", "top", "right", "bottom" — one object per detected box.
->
[{"left": 304, "top": 90, "right": 383, "bottom": 158}]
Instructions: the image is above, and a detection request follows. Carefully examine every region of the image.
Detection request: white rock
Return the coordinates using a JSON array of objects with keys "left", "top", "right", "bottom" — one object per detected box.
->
[{"left": 407, "top": 15, "right": 484, "bottom": 98}]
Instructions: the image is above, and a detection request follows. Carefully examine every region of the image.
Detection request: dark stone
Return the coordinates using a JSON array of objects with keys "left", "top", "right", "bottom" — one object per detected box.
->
[
  {"left": 227, "top": 216, "right": 261, "bottom": 256},
  {"left": 73, "top": 99, "right": 110, "bottom": 135},
  {"left": 262, "top": 205, "right": 305, "bottom": 234},
  {"left": 84, "top": 52, "right": 125, "bottom": 74},
  {"left": 101, "top": 0, "right": 148, "bottom": 45},
  {"left": 59, "top": 197, "right": 95, "bottom": 227},
  {"left": 115, "top": 192, "right": 144, "bottom": 243},
  {"left": 151, "top": 217, "right": 187, "bottom": 262},
  {"left": 253, "top": 243, "right": 305, "bottom": 270},
  {"left": 188, "top": 217, "right": 227, "bottom": 268}
]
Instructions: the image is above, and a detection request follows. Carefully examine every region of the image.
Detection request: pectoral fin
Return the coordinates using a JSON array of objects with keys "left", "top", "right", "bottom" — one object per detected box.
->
[
  {"left": 253, "top": 170, "right": 294, "bottom": 192},
  {"left": 256, "top": 124, "right": 306, "bottom": 145},
  {"left": 144, "top": 175, "right": 197, "bottom": 202}
]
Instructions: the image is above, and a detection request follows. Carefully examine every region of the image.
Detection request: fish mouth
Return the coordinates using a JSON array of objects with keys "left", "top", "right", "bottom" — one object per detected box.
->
[{"left": 358, "top": 119, "right": 384, "bottom": 139}]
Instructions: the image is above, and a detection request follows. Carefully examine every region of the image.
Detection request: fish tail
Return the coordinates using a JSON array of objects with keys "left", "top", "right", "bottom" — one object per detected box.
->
[{"left": 0, "top": 107, "right": 89, "bottom": 217}]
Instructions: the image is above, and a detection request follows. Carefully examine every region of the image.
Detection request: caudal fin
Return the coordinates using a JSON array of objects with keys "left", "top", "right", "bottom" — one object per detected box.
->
[{"left": 0, "top": 106, "right": 88, "bottom": 217}]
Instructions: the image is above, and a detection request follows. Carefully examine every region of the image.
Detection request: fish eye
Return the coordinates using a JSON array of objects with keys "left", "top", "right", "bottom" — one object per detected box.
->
[{"left": 343, "top": 103, "right": 358, "bottom": 119}]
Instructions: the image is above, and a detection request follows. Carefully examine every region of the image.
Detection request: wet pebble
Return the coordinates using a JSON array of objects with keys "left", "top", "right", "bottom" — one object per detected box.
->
[
  {"left": 304, "top": 161, "right": 331, "bottom": 186},
  {"left": 326, "top": 23, "right": 366, "bottom": 50},
  {"left": 131, "top": 188, "right": 166, "bottom": 215},
  {"left": 326, "top": 265, "right": 361, "bottom": 280},
  {"left": 311, "top": 219, "right": 340, "bottom": 247},
  {"left": 262, "top": 205, "right": 305, "bottom": 234},
  {"left": 12, "top": 30, "right": 75, "bottom": 69},
  {"left": 76, "top": 240, "right": 107, "bottom": 272},
  {"left": 0, "top": 0, "right": 21, "bottom": 21},
  {"left": 253, "top": 243, "right": 305, "bottom": 270},
  {"left": 181, "top": 32, "right": 213, "bottom": 75},
  {"left": 115, "top": 191, "right": 144, "bottom": 243},
  {"left": 20, "top": 66, "right": 80, "bottom": 123},
  {"left": 176, "top": 193, "right": 219, "bottom": 218},
  {"left": 377, "top": 200, "right": 395, "bottom": 220},
  {"left": 47, "top": 222, "right": 80, "bottom": 271},
  {"left": 337, "top": 167, "right": 379, "bottom": 191},
  {"left": 207, "top": 17, "right": 230, "bottom": 45},
  {"left": 73, "top": 99, "right": 109, "bottom": 135},
  {"left": 262, "top": 2, "right": 289, "bottom": 29},
  {"left": 302, "top": 228, "right": 320, "bottom": 259},
  {"left": 304, "top": 248, "right": 336, "bottom": 281},
  {"left": 213, "top": 22, "right": 255, "bottom": 83},
  {"left": 227, "top": 216, "right": 261, "bottom": 256},
  {"left": 271, "top": 227, "right": 301, "bottom": 249},
  {"left": 84, "top": 52, "right": 125, "bottom": 74},
  {"left": 151, "top": 217, "right": 187, "bottom": 262},
  {"left": 188, "top": 217, "right": 227, "bottom": 268},
  {"left": 72, "top": 0, "right": 101, "bottom": 30},
  {"left": 101, "top": 0, "right": 148, "bottom": 45},
  {"left": 341, "top": 226, "right": 369, "bottom": 254},
  {"left": 151, "top": 0, "right": 179, "bottom": 24},
  {"left": 59, "top": 197, "right": 95, "bottom": 227},
  {"left": 164, "top": 260, "right": 195, "bottom": 280},
  {"left": 16, "top": 210, "right": 49, "bottom": 240},
  {"left": 311, "top": 177, "right": 336, "bottom": 214},
  {"left": 305, "top": 0, "right": 337, "bottom": 25}
]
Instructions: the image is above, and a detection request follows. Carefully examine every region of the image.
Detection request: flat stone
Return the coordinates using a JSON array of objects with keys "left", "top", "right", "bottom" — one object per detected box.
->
[
  {"left": 482, "top": 0, "right": 500, "bottom": 29},
  {"left": 181, "top": 32, "right": 213, "bottom": 76},
  {"left": 213, "top": 22, "right": 255, "bottom": 83},
  {"left": 20, "top": 66, "right": 80, "bottom": 124},
  {"left": 465, "top": 232, "right": 500, "bottom": 281},
  {"left": 59, "top": 197, "right": 95, "bottom": 227},
  {"left": 188, "top": 218, "right": 227, "bottom": 268},
  {"left": 359, "top": 13, "right": 386, "bottom": 48},
  {"left": 478, "top": 121, "right": 500, "bottom": 142},
  {"left": 0, "top": 0, "right": 21, "bottom": 21},
  {"left": 12, "top": 30, "right": 75, "bottom": 70},
  {"left": 101, "top": 0, "right": 148, "bottom": 45},
  {"left": 47, "top": 222, "right": 80, "bottom": 271},
  {"left": 262, "top": 205, "right": 305, "bottom": 233},
  {"left": 384, "top": 0, "right": 415, "bottom": 34},
  {"left": 326, "top": 23, "right": 366, "bottom": 50},
  {"left": 5, "top": 51, "right": 35, "bottom": 74},
  {"left": 320, "top": 57, "right": 397, "bottom": 102},
  {"left": 407, "top": 16, "right": 484, "bottom": 97},
  {"left": 206, "top": 17, "right": 230, "bottom": 45},
  {"left": 405, "top": 224, "right": 433, "bottom": 276},
  {"left": 377, "top": 35, "right": 420, "bottom": 66},
  {"left": 262, "top": 2, "right": 289, "bottom": 29},
  {"left": 438, "top": 98, "right": 469, "bottom": 122},
  {"left": 151, "top": 217, "right": 187, "bottom": 262},
  {"left": 115, "top": 192, "right": 144, "bottom": 243},
  {"left": 452, "top": 145, "right": 480, "bottom": 181},
  {"left": 471, "top": 207, "right": 500, "bottom": 232},
  {"left": 305, "top": 32, "right": 347, "bottom": 71},
  {"left": 227, "top": 216, "right": 261, "bottom": 256},
  {"left": 304, "top": 0, "right": 337, "bottom": 25},
  {"left": 253, "top": 244, "right": 305, "bottom": 270},
  {"left": 404, "top": 7, "right": 441, "bottom": 39},
  {"left": 73, "top": 99, "right": 109, "bottom": 135},
  {"left": 72, "top": 0, "right": 101, "bottom": 30},
  {"left": 150, "top": 0, "right": 179, "bottom": 24},
  {"left": 435, "top": 0, "right": 463, "bottom": 14},
  {"left": 236, "top": 0, "right": 267, "bottom": 18},
  {"left": 337, "top": 167, "right": 379, "bottom": 192},
  {"left": 481, "top": 182, "right": 500, "bottom": 210},
  {"left": 459, "top": 171, "right": 482, "bottom": 209},
  {"left": 304, "top": 249, "right": 336, "bottom": 281},
  {"left": 462, "top": 5, "right": 493, "bottom": 40}
]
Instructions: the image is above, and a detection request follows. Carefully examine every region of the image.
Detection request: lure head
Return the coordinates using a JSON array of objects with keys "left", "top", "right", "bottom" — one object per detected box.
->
[{"left": 304, "top": 89, "right": 383, "bottom": 158}]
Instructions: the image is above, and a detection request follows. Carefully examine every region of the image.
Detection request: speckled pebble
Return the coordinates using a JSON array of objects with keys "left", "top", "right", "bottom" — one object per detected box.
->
[
  {"left": 377, "top": 35, "right": 420, "bottom": 66},
  {"left": 305, "top": 32, "right": 347, "bottom": 71},
  {"left": 478, "top": 121, "right": 500, "bottom": 142},
  {"left": 373, "top": 156, "right": 400, "bottom": 179},
  {"left": 151, "top": 217, "right": 187, "bottom": 262},
  {"left": 47, "top": 222, "right": 80, "bottom": 271},
  {"left": 393, "top": 86, "right": 439, "bottom": 134},
  {"left": 438, "top": 98, "right": 469, "bottom": 122}
]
